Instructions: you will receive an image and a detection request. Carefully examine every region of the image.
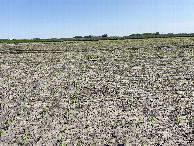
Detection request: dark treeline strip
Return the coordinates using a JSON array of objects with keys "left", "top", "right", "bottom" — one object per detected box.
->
[
  {"left": 1, "top": 34, "right": 194, "bottom": 43},
  {"left": 0, "top": 39, "right": 64, "bottom": 44}
]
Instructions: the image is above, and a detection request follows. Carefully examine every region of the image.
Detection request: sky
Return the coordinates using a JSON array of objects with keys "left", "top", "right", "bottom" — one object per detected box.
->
[{"left": 0, "top": 0, "right": 194, "bottom": 39}]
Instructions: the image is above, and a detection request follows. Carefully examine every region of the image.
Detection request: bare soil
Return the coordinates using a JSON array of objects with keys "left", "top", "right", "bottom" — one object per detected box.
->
[{"left": 0, "top": 38, "right": 193, "bottom": 146}]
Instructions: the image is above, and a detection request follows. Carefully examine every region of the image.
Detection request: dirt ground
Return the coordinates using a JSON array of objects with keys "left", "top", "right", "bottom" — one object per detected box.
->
[{"left": 0, "top": 38, "right": 193, "bottom": 145}]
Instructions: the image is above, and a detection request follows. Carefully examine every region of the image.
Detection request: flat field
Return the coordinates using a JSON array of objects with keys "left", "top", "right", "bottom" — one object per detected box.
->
[{"left": 0, "top": 37, "right": 193, "bottom": 145}]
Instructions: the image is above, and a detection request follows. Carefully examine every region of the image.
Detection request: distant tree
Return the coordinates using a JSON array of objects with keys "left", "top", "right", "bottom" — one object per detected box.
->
[
  {"left": 74, "top": 36, "right": 83, "bottom": 38},
  {"left": 142, "top": 33, "right": 152, "bottom": 36},
  {"left": 102, "top": 34, "right": 108, "bottom": 37},
  {"left": 156, "top": 32, "right": 160, "bottom": 35},
  {"left": 130, "top": 34, "right": 141, "bottom": 36},
  {"left": 84, "top": 35, "right": 92, "bottom": 38}
]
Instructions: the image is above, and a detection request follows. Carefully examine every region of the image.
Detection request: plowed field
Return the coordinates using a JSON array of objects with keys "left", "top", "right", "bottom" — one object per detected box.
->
[{"left": 0, "top": 38, "right": 193, "bottom": 145}]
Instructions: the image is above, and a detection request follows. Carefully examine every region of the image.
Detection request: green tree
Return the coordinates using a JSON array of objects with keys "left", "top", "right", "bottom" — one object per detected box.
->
[
  {"left": 102, "top": 34, "right": 108, "bottom": 37},
  {"left": 156, "top": 32, "right": 160, "bottom": 35}
]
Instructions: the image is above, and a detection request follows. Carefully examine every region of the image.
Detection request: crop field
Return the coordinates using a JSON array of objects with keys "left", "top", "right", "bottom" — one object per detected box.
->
[{"left": 0, "top": 37, "right": 193, "bottom": 145}]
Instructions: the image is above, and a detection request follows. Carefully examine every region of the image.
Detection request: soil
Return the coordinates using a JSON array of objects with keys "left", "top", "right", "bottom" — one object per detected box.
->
[{"left": 0, "top": 38, "right": 193, "bottom": 146}]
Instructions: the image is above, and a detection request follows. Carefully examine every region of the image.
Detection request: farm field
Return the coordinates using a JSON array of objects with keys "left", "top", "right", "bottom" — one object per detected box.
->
[{"left": 0, "top": 37, "right": 193, "bottom": 145}]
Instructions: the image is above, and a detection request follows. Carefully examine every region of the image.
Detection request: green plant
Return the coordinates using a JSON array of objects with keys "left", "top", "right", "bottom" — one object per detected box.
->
[
  {"left": 138, "top": 120, "right": 144, "bottom": 124},
  {"left": 122, "top": 135, "right": 127, "bottom": 143},
  {"left": 73, "top": 90, "right": 77, "bottom": 97},
  {"left": 64, "top": 126, "right": 67, "bottom": 131},
  {"left": 157, "top": 140, "right": 161, "bottom": 145},
  {"left": 12, "top": 95, "right": 15, "bottom": 99},
  {"left": 84, "top": 123, "right": 89, "bottom": 128},
  {"left": 151, "top": 117, "right": 156, "bottom": 123},
  {"left": 141, "top": 140, "right": 147, "bottom": 146},
  {"left": 186, "top": 104, "right": 191, "bottom": 107},
  {"left": 63, "top": 109, "right": 70, "bottom": 123},
  {"left": 175, "top": 117, "right": 181, "bottom": 122},
  {"left": 114, "top": 121, "right": 117, "bottom": 127},
  {"left": 105, "top": 140, "right": 110, "bottom": 145},
  {"left": 5, "top": 120, "right": 10, "bottom": 127},
  {"left": 12, "top": 115, "right": 15, "bottom": 121},
  {"left": 128, "top": 96, "right": 133, "bottom": 99},
  {"left": 23, "top": 135, "right": 27, "bottom": 144},
  {"left": 59, "top": 141, "right": 64, "bottom": 146},
  {"left": 2, "top": 103, "right": 7, "bottom": 108},
  {"left": 70, "top": 98, "right": 76, "bottom": 105},
  {"left": 92, "top": 140, "right": 101, "bottom": 145},
  {"left": 0, "top": 130, "right": 4, "bottom": 136},
  {"left": 76, "top": 139, "right": 84, "bottom": 146},
  {"left": 41, "top": 107, "right": 47, "bottom": 118},
  {"left": 124, "top": 120, "right": 129, "bottom": 125},
  {"left": 27, "top": 131, "right": 31, "bottom": 136}
]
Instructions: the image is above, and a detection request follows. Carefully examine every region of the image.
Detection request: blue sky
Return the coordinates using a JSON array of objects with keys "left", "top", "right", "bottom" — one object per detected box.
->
[{"left": 0, "top": 0, "right": 194, "bottom": 39}]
